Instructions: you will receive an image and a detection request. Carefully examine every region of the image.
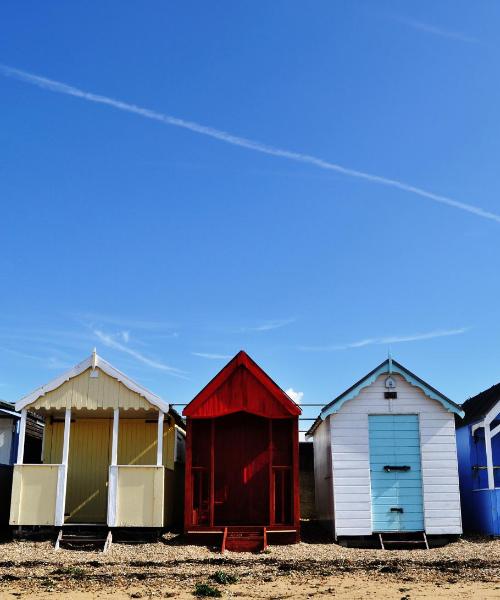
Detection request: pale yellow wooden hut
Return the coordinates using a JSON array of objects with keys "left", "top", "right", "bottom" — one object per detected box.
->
[{"left": 10, "top": 351, "right": 185, "bottom": 543}]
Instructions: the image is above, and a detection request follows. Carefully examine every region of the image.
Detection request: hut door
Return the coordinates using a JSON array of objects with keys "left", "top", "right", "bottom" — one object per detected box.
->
[
  {"left": 368, "top": 415, "right": 424, "bottom": 532},
  {"left": 214, "top": 413, "right": 269, "bottom": 525},
  {"left": 65, "top": 420, "right": 111, "bottom": 524}
]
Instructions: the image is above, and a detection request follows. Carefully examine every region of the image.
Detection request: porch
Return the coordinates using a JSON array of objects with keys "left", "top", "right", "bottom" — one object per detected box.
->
[{"left": 10, "top": 406, "right": 167, "bottom": 528}]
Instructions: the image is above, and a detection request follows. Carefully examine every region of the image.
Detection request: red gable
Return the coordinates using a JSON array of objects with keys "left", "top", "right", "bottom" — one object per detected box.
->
[{"left": 183, "top": 351, "right": 301, "bottom": 419}]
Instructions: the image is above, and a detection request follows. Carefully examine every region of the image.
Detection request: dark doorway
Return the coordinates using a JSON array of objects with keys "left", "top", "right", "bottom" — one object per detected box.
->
[{"left": 214, "top": 413, "right": 269, "bottom": 525}]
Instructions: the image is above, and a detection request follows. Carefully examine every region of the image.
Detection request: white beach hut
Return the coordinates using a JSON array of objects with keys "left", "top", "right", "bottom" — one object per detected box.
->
[{"left": 307, "top": 358, "right": 464, "bottom": 548}]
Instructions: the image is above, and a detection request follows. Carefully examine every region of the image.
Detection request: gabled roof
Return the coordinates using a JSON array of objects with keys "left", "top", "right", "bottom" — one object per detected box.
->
[
  {"left": 459, "top": 383, "right": 500, "bottom": 426},
  {"left": 307, "top": 358, "right": 463, "bottom": 436},
  {"left": 16, "top": 351, "right": 169, "bottom": 413},
  {"left": 184, "top": 350, "right": 301, "bottom": 418}
]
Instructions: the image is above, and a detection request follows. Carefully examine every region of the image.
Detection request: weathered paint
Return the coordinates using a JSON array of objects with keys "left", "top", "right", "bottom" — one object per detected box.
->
[
  {"left": 0, "top": 419, "right": 13, "bottom": 465},
  {"left": 311, "top": 416, "right": 334, "bottom": 533},
  {"left": 10, "top": 464, "right": 59, "bottom": 525},
  {"left": 30, "top": 368, "right": 154, "bottom": 412},
  {"left": 368, "top": 415, "right": 424, "bottom": 532},
  {"left": 115, "top": 466, "right": 164, "bottom": 527}
]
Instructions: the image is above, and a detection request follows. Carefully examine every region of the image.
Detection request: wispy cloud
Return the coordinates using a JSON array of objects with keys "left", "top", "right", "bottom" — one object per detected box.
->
[
  {"left": 299, "top": 327, "right": 469, "bottom": 352},
  {"left": 192, "top": 352, "right": 232, "bottom": 360},
  {"left": 74, "top": 312, "right": 177, "bottom": 331},
  {"left": 285, "top": 388, "right": 304, "bottom": 405},
  {"left": 1, "top": 64, "right": 499, "bottom": 224},
  {"left": 238, "top": 318, "right": 296, "bottom": 333},
  {"left": 93, "top": 329, "right": 187, "bottom": 377},
  {"left": 395, "top": 17, "right": 479, "bottom": 44},
  {"left": 0, "top": 346, "right": 71, "bottom": 370}
]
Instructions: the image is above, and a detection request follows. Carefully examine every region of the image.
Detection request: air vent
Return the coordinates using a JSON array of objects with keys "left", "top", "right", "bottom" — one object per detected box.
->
[{"left": 384, "top": 391, "right": 397, "bottom": 399}]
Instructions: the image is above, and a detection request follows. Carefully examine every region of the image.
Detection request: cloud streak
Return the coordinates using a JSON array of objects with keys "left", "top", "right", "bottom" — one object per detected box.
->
[
  {"left": 299, "top": 327, "right": 468, "bottom": 352},
  {"left": 192, "top": 352, "right": 232, "bottom": 360},
  {"left": 93, "top": 329, "right": 187, "bottom": 377},
  {"left": 395, "top": 17, "right": 479, "bottom": 44},
  {"left": 238, "top": 318, "right": 296, "bottom": 333},
  {"left": 1, "top": 64, "right": 499, "bottom": 224}
]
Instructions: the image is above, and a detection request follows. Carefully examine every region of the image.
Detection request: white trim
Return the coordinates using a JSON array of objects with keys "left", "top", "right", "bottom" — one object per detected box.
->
[
  {"left": 174, "top": 424, "right": 179, "bottom": 463},
  {"left": 16, "top": 352, "right": 169, "bottom": 413},
  {"left": 157, "top": 411, "right": 164, "bottom": 466},
  {"left": 55, "top": 408, "right": 71, "bottom": 526},
  {"left": 107, "top": 465, "right": 118, "bottom": 527},
  {"left": 55, "top": 464, "right": 66, "bottom": 526},
  {"left": 485, "top": 424, "right": 495, "bottom": 490},
  {"left": 485, "top": 398, "right": 500, "bottom": 425},
  {"left": 16, "top": 409, "right": 27, "bottom": 464},
  {"left": 491, "top": 423, "right": 500, "bottom": 439},
  {"left": 111, "top": 408, "right": 119, "bottom": 466}
]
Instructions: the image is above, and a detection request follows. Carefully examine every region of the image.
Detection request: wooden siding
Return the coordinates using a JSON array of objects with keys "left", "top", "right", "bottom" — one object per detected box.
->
[
  {"left": 41, "top": 417, "right": 178, "bottom": 525},
  {"left": 44, "top": 418, "right": 177, "bottom": 468},
  {"left": 65, "top": 420, "right": 111, "bottom": 523},
  {"left": 329, "top": 374, "right": 462, "bottom": 537},
  {"left": 30, "top": 368, "right": 154, "bottom": 411},
  {"left": 118, "top": 420, "right": 176, "bottom": 470},
  {"left": 115, "top": 466, "right": 164, "bottom": 527},
  {"left": 10, "top": 464, "right": 59, "bottom": 525},
  {"left": 312, "top": 416, "right": 334, "bottom": 532}
]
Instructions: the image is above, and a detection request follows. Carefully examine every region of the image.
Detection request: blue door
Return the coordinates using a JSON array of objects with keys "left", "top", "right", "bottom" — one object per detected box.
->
[{"left": 369, "top": 415, "right": 424, "bottom": 532}]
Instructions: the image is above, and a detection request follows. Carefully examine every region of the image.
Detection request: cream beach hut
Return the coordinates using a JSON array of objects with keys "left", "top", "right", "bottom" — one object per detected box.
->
[{"left": 9, "top": 351, "right": 184, "bottom": 548}]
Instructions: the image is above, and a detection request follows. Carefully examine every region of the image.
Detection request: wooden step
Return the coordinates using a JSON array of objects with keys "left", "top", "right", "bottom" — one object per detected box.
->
[
  {"left": 55, "top": 528, "right": 112, "bottom": 552},
  {"left": 222, "top": 526, "right": 267, "bottom": 553},
  {"left": 379, "top": 532, "right": 429, "bottom": 550}
]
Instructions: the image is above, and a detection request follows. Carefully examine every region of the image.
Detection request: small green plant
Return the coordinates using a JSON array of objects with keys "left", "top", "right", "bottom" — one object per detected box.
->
[
  {"left": 52, "top": 566, "right": 87, "bottom": 578},
  {"left": 211, "top": 570, "right": 238, "bottom": 585},
  {"left": 40, "top": 577, "right": 55, "bottom": 589},
  {"left": 193, "top": 582, "right": 222, "bottom": 597}
]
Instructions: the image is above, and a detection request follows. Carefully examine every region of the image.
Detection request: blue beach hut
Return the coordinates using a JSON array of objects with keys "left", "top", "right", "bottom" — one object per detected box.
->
[{"left": 456, "top": 384, "right": 500, "bottom": 535}]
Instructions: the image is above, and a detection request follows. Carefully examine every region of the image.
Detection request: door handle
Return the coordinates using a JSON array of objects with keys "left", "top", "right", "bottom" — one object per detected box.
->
[
  {"left": 390, "top": 507, "right": 404, "bottom": 513},
  {"left": 384, "top": 465, "right": 410, "bottom": 472}
]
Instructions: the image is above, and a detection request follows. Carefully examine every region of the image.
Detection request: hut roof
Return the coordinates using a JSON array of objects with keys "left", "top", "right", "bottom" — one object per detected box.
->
[
  {"left": 307, "top": 357, "right": 463, "bottom": 436},
  {"left": 459, "top": 383, "right": 500, "bottom": 426},
  {"left": 184, "top": 350, "right": 301, "bottom": 419},
  {"left": 16, "top": 351, "right": 169, "bottom": 413}
]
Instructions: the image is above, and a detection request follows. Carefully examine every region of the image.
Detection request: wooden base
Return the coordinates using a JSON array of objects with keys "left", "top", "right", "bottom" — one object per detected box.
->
[{"left": 186, "top": 526, "right": 298, "bottom": 552}]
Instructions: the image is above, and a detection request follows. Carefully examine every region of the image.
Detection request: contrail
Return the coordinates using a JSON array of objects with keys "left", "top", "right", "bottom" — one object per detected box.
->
[
  {"left": 2, "top": 63, "right": 499, "bottom": 224},
  {"left": 298, "top": 327, "right": 469, "bottom": 352}
]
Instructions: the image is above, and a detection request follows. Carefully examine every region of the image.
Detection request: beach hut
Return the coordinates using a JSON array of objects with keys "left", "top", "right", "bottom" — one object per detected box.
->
[
  {"left": 456, "top": 383, "right": 500, "bottom": 535},
  {"left": 183, "top": 351, "right": 301, "bottom": 551},
  {"left": 9, "top": 351, "right": 185, "bottom": 548},
  {"left": 307, "top": 358, "right": 464, "bottom": 548},
  {"left": 0, "top": 401, "right": 43, "bottom": 527}
]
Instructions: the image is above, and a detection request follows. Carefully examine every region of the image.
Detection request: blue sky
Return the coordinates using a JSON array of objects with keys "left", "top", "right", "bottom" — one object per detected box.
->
[{"left": 1, "top": 1, "right": 499, "bottom": 434}]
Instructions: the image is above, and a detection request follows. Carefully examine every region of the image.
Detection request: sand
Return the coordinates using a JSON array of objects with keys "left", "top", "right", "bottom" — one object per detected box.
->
[{"left": 0, "top": 532, "right": 499, "bottom": 598}]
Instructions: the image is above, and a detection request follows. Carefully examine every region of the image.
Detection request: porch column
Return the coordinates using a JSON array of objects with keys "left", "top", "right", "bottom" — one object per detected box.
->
[
  {"left": 485, "top": 423, "right": 495, "bottom": 490},
  {"left": 108, "top": 408, "right": 119, "bottom": 527},
  {"left": 16, "top": 409, "right": 27, "bottom": 464},
  {"left": 111, "top": 408, "right": 119, "bottom": 466},
  {"left": 55, "top": 407, "right": 71, "bottom": 526},
  {"left": 157, "top": 410, "right": 164, "bottom": 466}
]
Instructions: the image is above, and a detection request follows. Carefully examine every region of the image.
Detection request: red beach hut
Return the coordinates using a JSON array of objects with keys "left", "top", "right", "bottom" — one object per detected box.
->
[{"left": 183, "top": 351, "right": 301, "bottom": 551}]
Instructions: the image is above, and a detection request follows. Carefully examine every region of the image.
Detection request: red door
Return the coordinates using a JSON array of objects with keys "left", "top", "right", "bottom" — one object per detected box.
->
[{"left": 214, "top": 413, "right": 269, "bottom": 525}]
